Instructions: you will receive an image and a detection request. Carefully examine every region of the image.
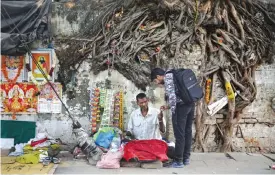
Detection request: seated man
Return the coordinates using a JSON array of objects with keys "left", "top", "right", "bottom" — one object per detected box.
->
[
  {"left": 127, "top": 93, "right": 166, "bottom": 140},
  {"left": 126, "top": 93, "right": 175, "bottom": 160}
]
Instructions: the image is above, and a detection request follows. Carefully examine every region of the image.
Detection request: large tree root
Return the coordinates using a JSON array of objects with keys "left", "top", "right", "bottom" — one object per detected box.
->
[{"left": 55, "top": 0, "right": 275, "bottom": 151}]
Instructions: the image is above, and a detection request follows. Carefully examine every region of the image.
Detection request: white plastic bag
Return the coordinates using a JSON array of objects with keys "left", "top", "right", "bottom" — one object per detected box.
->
[{"left": 109, "top": 137, "right": 121, "bottom": 152}]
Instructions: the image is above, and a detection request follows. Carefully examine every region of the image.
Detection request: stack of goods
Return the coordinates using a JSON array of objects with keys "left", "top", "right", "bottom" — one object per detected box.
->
[
  {"left": 119, "top": 91, "right": 124, "bottom": 130},
  {"left": 113, "top": 91, "right": 124, "bottom": 130},
  {"left": 113, "top": 92, "right": 120, "bottom": 128},
  {"left": 99, "top": 89, "right": 106, "bottom": 108},
  {"left": 101, "top": 90, "right": 114, "bottom": 127},
  {"left": 90, "top": 88, "right": 101, "bottom": 133}
]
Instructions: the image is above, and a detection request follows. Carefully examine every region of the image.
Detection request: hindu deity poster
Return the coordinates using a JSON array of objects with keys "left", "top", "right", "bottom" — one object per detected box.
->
[
  {"left": 0, "top": 83, "right": 38, "bottom": 114},
  {"left": 1, "top": 55, "right": 26, "bottom": 82},
  {"left": 30, "top": 49, "right": 53, "bottom": 81},
  {"left": 38, "top": 83, "right": 62, "bottom": 113}
]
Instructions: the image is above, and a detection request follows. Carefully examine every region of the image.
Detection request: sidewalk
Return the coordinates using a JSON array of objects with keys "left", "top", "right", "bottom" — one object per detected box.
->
[
  {"left": 1, "top": 149, "right": 59, "bottom": 174},
  {"left": 54, "top": 152, "right": 275, "bottom": 174}
]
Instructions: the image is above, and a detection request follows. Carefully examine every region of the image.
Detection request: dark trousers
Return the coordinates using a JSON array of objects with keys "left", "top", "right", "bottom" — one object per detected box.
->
[{"left": 172, "top": 103, "right": 195, "bottom": 162}]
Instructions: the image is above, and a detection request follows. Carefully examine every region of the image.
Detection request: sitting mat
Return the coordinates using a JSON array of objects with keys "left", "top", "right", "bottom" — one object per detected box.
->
[{"left": 1, "top": 120, "right": 36, "bottom": 144}]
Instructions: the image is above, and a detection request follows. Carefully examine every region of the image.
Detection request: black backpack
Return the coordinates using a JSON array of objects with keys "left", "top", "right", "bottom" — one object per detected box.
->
[{"left": 168, "top": 69, "right": 203, "bottom": 104}]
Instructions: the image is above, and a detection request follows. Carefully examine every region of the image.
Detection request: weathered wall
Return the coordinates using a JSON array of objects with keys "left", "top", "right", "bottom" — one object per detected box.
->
[
  {"left": 1, "top": 1, "right": 274, "bottom": 152},
  {"left": 233, "top": 64, "right": 275, "bottom": 152}
]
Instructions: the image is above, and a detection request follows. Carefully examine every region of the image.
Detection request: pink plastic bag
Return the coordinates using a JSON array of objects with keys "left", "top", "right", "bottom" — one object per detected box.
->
[{"left": 96, "top": 150, "right": 123, "bottom": 169}]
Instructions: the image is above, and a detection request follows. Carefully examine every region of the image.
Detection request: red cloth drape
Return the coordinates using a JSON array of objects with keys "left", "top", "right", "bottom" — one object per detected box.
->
[{"left": 123, "top": 139, "right": 168, "bottom": 162}]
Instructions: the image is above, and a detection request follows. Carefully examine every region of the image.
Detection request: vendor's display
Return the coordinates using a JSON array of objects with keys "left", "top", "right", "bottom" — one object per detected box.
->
[
  {"left": 101, "top": 89, "right": 114, "bottom": 127},
  {"left": 89, "top": 86, "right": 126, "bottom": 133},
  {"left": 90, "top": 88, "right": 101, "bottom": 133},
  {"left": 113, "top": 91, "right": 124, "bottom": 130}
]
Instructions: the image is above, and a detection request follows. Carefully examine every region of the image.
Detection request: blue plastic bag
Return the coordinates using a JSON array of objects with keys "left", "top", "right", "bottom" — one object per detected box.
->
[{"left": 95, "top": 131, "right": 114, "bottom": 149}]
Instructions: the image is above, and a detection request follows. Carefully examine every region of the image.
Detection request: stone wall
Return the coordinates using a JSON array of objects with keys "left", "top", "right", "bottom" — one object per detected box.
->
[
  {"left": 233, "top": 64, "right": 275, "bottom": 152},
  {"left": 1, "top": 1, "right": 274, "bottom": 152}
]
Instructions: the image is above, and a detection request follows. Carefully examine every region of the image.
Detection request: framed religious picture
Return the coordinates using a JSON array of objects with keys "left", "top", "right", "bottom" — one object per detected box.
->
[
  {"left": 30, "top": 49, "right": 54, "bottom": 82},
  {"left": 0, "top": 83, "right": 38, "bottom": 115},
  {"left": 1, "top": 55, "right": 26, "bottom": 83}
]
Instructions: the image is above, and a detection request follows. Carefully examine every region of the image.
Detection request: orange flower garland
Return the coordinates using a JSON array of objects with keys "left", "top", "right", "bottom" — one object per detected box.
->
[
  {"left": 205, "top": 79, "right": 212, "bottom": 104},
  {"left": 1, "top": 56, "right": 24, "bottom": 83}
]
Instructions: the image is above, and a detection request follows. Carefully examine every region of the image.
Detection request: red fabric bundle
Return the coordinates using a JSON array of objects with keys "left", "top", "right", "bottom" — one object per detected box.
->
[
  {"left": 30, "top": 138, "right": 47, "bottom": 147},
  {"left": 123, "top": 139, "right": 168, "bottom": 162}
]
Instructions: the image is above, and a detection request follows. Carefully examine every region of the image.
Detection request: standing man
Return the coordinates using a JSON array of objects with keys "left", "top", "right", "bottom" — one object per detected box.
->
[{"left": 151, "top": 68, "right": 195, "bottom": 168}]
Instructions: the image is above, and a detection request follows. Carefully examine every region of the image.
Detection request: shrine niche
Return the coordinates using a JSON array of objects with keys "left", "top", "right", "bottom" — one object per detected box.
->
[{"left": 0, "top": 49, "right": 62, "bottom": 119}]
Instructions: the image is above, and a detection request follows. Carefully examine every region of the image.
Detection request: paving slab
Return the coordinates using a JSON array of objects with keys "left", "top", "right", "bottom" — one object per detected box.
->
[
  {"left": 227, "top": 152, "right": 273, "bottom": 166},
  {"left": 190, "top": 153, "right": 229, "bottom": 161},
  {"left": 203, "top": 159, "right": 235, "bottom": 167},
  {"left": 121, "top": 161, "right": 141, "bottom": 167},
  {"left": 141, "top": 160, "right": 162, "bottom": 169},
  {"left": 263, "top": 154, "right": 275, "bottom": 161}
]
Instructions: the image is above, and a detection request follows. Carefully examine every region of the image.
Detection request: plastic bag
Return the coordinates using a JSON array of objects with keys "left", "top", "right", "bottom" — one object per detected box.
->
[
  {"left": 93, "top": 127, "right": 122, "bottom": 149},
  {"left": 109, "top": 137, "right": 121, "bottom": 152},
  {"left": 95, "top": 131, "right": 114, "bottom": 149},
  {"left": 93, "top": 127, "right": 121, "bottom": 141},
  {"left": 96, "top": 149, "right": 123, "bottom": 169}
]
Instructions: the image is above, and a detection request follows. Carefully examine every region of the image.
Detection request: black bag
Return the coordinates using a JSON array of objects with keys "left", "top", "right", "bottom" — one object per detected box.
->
[{"left": 170, "top": 69, "right": 203, "bottom": 104}]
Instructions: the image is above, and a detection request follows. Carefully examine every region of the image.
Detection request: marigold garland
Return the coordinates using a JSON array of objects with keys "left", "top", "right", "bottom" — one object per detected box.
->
[
  {"left": 28, "top": 71, "right": 51, "bottom": 86},
  {"left": 1, "top": 56, "right": 24, "bottom": 83},
  {"left": 205, "top": 79, "right": 212, "bottom": 104}
]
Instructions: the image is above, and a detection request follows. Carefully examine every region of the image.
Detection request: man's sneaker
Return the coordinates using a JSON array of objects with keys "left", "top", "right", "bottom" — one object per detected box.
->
[
  {"left": 169, "top": 161, "right": 184, "bottom": 168},
  {"left": 163, "top": 160, "right": 173, "bottom": 167},
  {"left": 183, "top": 159, "right": 190, "bottom": 165}
]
